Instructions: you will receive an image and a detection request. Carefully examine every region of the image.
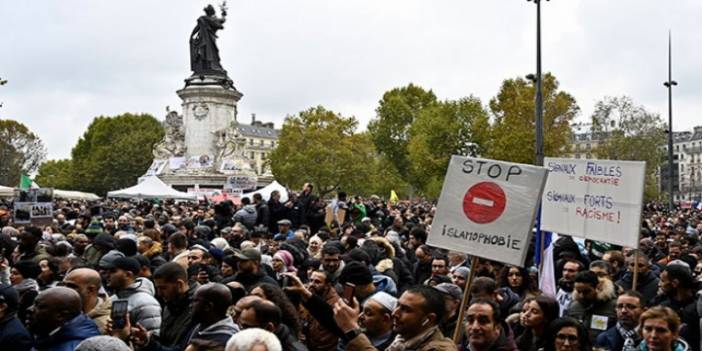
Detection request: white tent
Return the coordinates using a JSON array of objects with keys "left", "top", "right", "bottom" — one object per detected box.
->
[
  {"left": 0, "top": 185, "right": 14, "bottom": 198},
  {"left": 242, "top": 181, "right": 289, "bottom": 202},
  {"left": 54, "top": 189, "right": 101, "bottom": 201},
  {"left": 107, "top": 176, "right": 197, "bottom": 201}
]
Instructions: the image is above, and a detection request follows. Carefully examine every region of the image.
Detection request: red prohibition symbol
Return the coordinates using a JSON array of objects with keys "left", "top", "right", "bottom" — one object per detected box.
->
[{"left": 462, "top": 181, "right": 506, "bottom": 224}]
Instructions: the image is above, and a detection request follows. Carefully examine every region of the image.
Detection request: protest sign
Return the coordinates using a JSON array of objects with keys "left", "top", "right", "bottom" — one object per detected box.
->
[
  {"left": 224, "top": 176, "right": 257, "bottom": 192},
  {"left": 428, "top": 156, "right": 548, "bottom": 266},
  {"left": 540, "top": 158, "right": 645, "bottom": 248},
  {"left": 13, "top": 188, "right": 54, "bottom": 225}
]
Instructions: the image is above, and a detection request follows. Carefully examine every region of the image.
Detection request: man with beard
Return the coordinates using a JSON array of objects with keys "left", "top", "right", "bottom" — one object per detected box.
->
[
  {"left": 321, "top": 245, "right": 344, "bottom": 282},
  {"left": 333, "top": 285, "right": 456, "bottom": 351},
  {"left": 27, "top": 287, "right": 100, "bottom": 350},
  {"left": 336, "top": 291, "right": 398, "bottom": 351},
  {"left": 302, "top": 270, "right": 339, "bottom": 351},
  {"left": 595, "top": 291, "right": 645, "bottom": 351},
  {"left": 413, "top": 245, "right": 433, "bottom": 285},
  {"left": 16, "top": 226, "right": 47, "bottom": 263},
  {"left": 565, "top": 270, "right": 617, "bottom": 345},
  {"left": 231, "top": 248, "right": 277, "bottom": 291},
  {"left": 556, "top": 259, "right": 584, "bottom": 316},
  {"left": 651, "top": 264, "right": 700, "bottom": 351},
  {"left": 615, "top": 250, "right": 659, "bottom": 302}
]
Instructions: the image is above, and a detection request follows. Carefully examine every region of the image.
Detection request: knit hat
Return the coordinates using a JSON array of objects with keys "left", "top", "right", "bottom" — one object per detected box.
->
[
  {"left": 339, "top": 261, "right": 373, "bottom": 286},
  {"left": 84, "top": 221, "right": 104, "bottom": 237},
  {"left": 366, "top": 291, "right": 398, "bottom": 312},
  {"left": 112, "top": 257, "right": 141, "bottom": 275},
  {"left": 452, "top": 266, "right": 470, "bottom": 279},
  {"left": 115, "top": 238, "right": 137, "bottom": 257},
  {"left": 76, "top": 336, "right": 130, "bottom": 351}
]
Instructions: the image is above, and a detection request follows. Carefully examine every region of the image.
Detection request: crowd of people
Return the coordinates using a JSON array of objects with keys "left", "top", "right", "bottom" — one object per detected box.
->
[{"left": 0, "top": 183, "right": 700, "bottom": 351}]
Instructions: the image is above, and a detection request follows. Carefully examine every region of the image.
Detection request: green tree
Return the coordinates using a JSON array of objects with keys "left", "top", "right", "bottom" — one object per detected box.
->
[
  {"left": 71, "top": 113, "right": 164, "bottom": 195},
  {"left": 487, "top": 73, "right": 579, "bottom": 164},
  {"left": 34, "top": 159, "right": 74, "bottom": 189},
  {"left": 269, "top": 106, "right": 376, "bottom": 197},
  {"left": 0, "top": 119, "right": 46, "bottom": 186},
  {"left": 407, "top": 96, "right": 490, "bottom": 198},
  {"left": 591, "top": 96, "right": 665, "bottom": 200},
  {"left": 368, "top": 84, "right": 437, "bottom": 179}
]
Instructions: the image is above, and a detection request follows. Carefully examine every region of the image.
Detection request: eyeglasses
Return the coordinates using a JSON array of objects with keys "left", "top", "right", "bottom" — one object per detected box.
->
[{"left": 556, "top": 334, "right": 578, "bottom": 342}]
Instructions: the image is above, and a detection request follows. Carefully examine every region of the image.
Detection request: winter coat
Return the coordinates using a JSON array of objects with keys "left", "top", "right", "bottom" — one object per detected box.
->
[
  {"left": 187, "top": 317, "right": 239, "bottom": 348},
  {"left": 232, "top": 271, "right": 279, "bottom": 292},
  {"left": 595, "top": 325, "right": 640, "bottom": 351},
  {"left": 255, "top": 202, "right": 270, "bottom": 228},
  {"left": 33, "top": 313, "right": 100, "bottom": 351},
  {"left": 616, "top": 271, "right": 659, "bottom": 303},
  {"left": 372, "top": 274, "right": 398, "bottom": 296},
  {"left": 304, "top": 287, "right": 340, "bottom": 351},
  {"left": 268, "top": 199, "right": 290, "bottom": 230},
  {"left": 639, "top": 338, "right": 689, "bottom": 351},
  {"left": 0, "top": 314, "right": 32, "bottom": 351},
  {"left": 158, "top": 282, "right": 199, "bottom": 348},
  {"left": 347, "top": 327, "right": 457, "bottom": 351},
  {"left": 276, "top": 323, "right": 309, "bottom": 351},
  {"left": 111, "top": 280, "right": 162, "bottom": 335},
  {"left": 654, "top": 293, "right": 699, "bottom": 351},
  {"left": 87, "top": 295, "right": 111, "bottom": 334},
  {"left": 565, "top": 278, "right": 617, "bottom": 345},
  {"left": 234, "top": 205, "right": 258, "bottom": 230},
  {"left": 414, "top": 260, "right": 432, "bottom": 286}
]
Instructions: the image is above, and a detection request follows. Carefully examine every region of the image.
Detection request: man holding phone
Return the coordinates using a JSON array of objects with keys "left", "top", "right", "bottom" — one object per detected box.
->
[{"left": 107, "top": 257, "right": 161, "bottom": 334}]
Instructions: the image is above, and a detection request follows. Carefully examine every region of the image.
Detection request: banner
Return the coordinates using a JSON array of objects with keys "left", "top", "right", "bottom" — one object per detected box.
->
[
  {"left": 224, "top": 176, "right": 258, "bottom": 192},
  {"left": 540, "top": 158, "right": 645, "bottom": 248},
  {"left": 428, "top": 156, "right": 548, "bottom": 266},
  {"left": 13, "top": 188, "right": 54, "bottom": 225}
]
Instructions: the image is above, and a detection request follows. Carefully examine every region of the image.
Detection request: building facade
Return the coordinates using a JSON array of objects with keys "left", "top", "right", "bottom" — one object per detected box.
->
[
  {"left": 662, "top": 126, "right": 702, "bottom": 201},
  {"left": 237, "top": 114, "right": 279, "bottom": 175}
]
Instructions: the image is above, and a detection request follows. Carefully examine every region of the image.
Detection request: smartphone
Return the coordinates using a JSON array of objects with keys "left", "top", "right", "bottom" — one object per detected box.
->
[
  {"left": 342, "top": 283, "right": 355, "bottom": 305},
  {"left": 111, "top": 300, "right": 129, "bottom": 330}
]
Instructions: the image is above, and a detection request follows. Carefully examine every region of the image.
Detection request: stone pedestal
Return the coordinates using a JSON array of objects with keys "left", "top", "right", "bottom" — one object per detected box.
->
[{"left": 177, "top": 76, "right": 243, "bottom": 158}]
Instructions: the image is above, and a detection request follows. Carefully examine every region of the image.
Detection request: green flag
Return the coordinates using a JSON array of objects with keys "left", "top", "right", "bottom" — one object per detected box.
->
[{"left": 19, "top": 174, "right": 32, "bottom": 190}]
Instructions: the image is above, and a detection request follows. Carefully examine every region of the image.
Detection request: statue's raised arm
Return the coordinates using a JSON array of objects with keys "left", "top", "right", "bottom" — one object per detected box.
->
[{"left": 189, "top": 3, "right": 228, "bottom": 76}]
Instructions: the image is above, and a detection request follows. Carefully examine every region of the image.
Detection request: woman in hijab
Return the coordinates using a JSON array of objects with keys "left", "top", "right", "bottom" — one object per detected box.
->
[{"left": 271, "top": 250, "right": 297, "bottom": 286}]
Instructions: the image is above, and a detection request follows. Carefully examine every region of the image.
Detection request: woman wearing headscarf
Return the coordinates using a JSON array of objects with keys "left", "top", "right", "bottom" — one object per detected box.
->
[{"left": 272, "top": 250, "right": 297, "bottom": 286}]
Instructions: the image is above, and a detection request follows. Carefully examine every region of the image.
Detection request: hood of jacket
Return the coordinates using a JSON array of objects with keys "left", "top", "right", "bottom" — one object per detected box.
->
[
  {"left": 115, "top": 279, "right": 153, "bottom": 299},
  {"left": 242, "top": 205, "right": 256, "bottom": 214},
  {"left": 143, "top": 241, "right": 163, "bottom": 258},
  {"left": 87, "top": 296, "right": 111, "bottom": 321},
  {"left": 373, "top": 274, "right": 398, "bottom": 296},
  {"left": 640, "top": 338, "right": 689, "bottom": 351},
  {"left": 572, "top": 277, "right": 617, "bottom": 303},
  {"left": 195, "top": 317, "right": 239, "bottom": 338},
  {"left": 35, "top": 314, "right": 100, "bottom": 350}
]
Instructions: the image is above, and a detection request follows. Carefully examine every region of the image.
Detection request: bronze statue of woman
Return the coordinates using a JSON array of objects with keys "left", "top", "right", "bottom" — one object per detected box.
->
[{"left": 190, "top": 3, "right": 227, "bottom": 75}]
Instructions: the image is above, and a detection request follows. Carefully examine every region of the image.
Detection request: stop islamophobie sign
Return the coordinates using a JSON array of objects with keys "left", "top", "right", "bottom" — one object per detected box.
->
[{"left": 428, "top": 156, "right": 548, "bottom": 266}]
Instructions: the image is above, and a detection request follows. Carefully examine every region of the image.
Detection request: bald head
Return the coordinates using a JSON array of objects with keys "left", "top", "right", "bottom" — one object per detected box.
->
[
  {"left": 196, "top": 283, "right": 232, "bottom": 316},
  {"left": 63, "top": 268, "right": 102, "bottom": 313},
  {"left": 29, "top": 287, "right": 82, "bottom": 334},
  {"left": 65, "top": 268, "right": 102, "bottom": 288},
  {"left": 45, "top": 286, "right": 82, "bottom": 314}
]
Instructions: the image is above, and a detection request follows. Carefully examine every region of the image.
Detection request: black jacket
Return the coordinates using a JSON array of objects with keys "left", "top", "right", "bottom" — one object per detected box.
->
[
  {"left": 0, "top": 314, "right": 32, "bottom": 351},
  {"left": 276, "top": 323, "right": 309, "bottom": 351},
  {"left": 160, "top": 283, "right": 199, "bottom": 348},
  {"left": 616, "top": 271, "right": 659, "bottom": 302}
]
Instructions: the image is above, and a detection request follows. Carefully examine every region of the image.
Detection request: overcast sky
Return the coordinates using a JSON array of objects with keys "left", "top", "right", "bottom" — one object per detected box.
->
[{"left": 1, "top": 1, "right": 700, "bottom": 160}]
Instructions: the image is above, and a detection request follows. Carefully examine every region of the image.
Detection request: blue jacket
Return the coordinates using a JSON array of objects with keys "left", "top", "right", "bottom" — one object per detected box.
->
[
  {"left": 34, "top": 314, "right": 100, "bottom": 351},
  {"left": 0, "top": 314, "right": 32, "bottom": 351},
  {"left": 595, "top": 326, "right": 625, "bottom": 351}
]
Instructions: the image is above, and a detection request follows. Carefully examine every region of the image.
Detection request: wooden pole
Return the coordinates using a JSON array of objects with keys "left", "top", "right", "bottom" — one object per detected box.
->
[
  {"left": 453, "top": 256, "right": 479, "bottom": 344},
  {"left": 632, "top": 250, "right": 639, "bottom": 291}
]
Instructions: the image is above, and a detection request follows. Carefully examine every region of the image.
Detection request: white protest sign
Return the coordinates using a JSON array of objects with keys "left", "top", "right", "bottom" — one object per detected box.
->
[
  {"left": 540, "top": 158, "right": 645, "bottom": 248},
  {"left": 428, "top": 156, "right": 548, "bottom": 266}
]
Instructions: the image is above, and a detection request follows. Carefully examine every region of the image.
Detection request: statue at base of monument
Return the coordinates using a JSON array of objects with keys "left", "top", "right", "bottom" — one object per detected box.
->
[
  {"left": 190, "top": 3, "right": 228, "bottom": 76},
  {"left": 153, "top": 110, "right": 187, "bottom": 158},
  {"left": 211, "top": 123, "right": 255, "bottom": 174}
]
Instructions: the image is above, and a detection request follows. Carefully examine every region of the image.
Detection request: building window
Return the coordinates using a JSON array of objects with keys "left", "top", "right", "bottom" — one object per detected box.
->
[
  {"left": 250, "top": 152, "right": 255, "bottom": 159},
  {"left": 250, "top": 139, "right": 254, "bottom": 146},
  {"left": 260, "top": 140, "right": 264, "bottom": 146}
]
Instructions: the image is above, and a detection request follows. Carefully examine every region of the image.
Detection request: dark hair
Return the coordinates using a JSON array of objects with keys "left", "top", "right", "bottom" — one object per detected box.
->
[
  {"left": 515, "top": 295, "right": 559, "bottom": 350},
  {"left": 241, "top": 197, "right": 251, "bottom": 205},
  {"left": 470, "top": 277, "right": 498, "bottom": 296},
  {"left": 620, "top": 290, "right": 646, "bottom": 307},
  {"left": 543, "top": 317, "right": 591, "bottom": 351},
  {"left": 409, "top": 227, "right": 427, "bottom": 244},
  {"left": 252, "top": 283, "right": 301, "bottom": 336},
  {"left": 253, "top": 193, "right": 263, "bottom": 201},
  {"left": 431, "top": 255, "right": 449, "bottom": 267},
  {"left": 663, "top": 264, "right": 694, "bottom": 290},
  {"left": 247, "top": 299, "right": 282, "bottom": 327},
  {"left": 589, "top": 260, "right": 611, "bottom": 275},
  {"left": 573, "top": 270, "right": 598, "bottom": 288},
  {"left": 468, "top": 297, "right": 501, "bottom": 324},
  {"left": 153, "top": 262, "right": 188, "bottom": 283},
  {"left": 405, "top": 285, "right": 445, "bottom": 324},
  {"left": 321, "top": 245, "right": 340, "bottom": 256},
  {"left": 497, "top": 266, "right": 537, "bottom": 297},
  {"left": 168, "top": 233, "right": 188, "bottom": 250}
]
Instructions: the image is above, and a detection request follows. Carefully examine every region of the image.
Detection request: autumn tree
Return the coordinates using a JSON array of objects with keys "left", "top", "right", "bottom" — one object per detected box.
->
[
  {"left": 0, "top": 119, "right": 46, "bottom": 186},
  {"left": 591, "top": 96, "right": 665, "bottom": 200},
  {"left": 407, "top": 96, "right": 490, "bottom": 197},
  {"left": 71, "top": 113, "right": 164, "bottom": 195},
  {"left": 487, "top": 73, "right": 578, "bottom": 164},
  {"left": 269, "top": 106, "right": 376, "bottom": 197}
]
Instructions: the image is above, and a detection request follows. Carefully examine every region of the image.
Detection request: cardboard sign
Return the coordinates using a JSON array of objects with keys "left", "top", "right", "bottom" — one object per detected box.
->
[
  {"left": 541, "top": 158, "right": 645, "bottom": 248},
  {"left": 428, "top": 156, "right": 548, "bottom": 266},
  {"left": 13, "top": 188, "right": 54, "bottom": 225}
]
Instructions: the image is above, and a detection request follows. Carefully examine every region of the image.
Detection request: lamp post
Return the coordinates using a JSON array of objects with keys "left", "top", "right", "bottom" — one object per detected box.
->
[
  {"left": 664, "top": 31, "right": 677, "bottom": 213},
  {"left": 527, "top": 0, "right": 548, "bottom": 166}
]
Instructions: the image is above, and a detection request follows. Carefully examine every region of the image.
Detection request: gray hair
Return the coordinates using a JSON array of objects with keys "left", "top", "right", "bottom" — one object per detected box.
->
[
  {"left": 75, "top": 336, "right": 130, "bottom": 351},
  {"left": 226, "top": 328, "right": 281, "bottom": 351}
]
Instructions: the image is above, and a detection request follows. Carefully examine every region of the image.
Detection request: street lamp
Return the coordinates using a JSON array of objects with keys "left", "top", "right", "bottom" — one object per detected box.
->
[
  {"left": 527, "top": 0, "right": 549, "bottom": 166},
  {"left": 664, "top": 31, "right": 677, "bottom": 213}
]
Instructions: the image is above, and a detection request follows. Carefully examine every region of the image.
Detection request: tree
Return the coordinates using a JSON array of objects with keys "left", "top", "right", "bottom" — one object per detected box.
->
[
  {"left": 591, "top": 96, "right": 665, "bottom": 200},
  {"left": 407, "top": 96, "right": 490, "bottom": 198},
  {"left": 487, "top": 73, "right": 579, "bottom": 164},
  {"left": 368, "top": 84, "right": 437, "bottom": 179},
  {"left": 0, "top": 119, "right": 46, "bottom": 186},
  {"left": 71, "top": 113, "right": 164, "bottom": 195},
  {"left": 269, "top": 106, "right": 376, "bottom": 197},
  {"left": 34, "top": 159, "right": 74, "bottom": 189}
]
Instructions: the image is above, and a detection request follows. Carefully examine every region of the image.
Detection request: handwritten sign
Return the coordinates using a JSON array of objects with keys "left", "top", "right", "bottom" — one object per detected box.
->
[
  {"left": 428, "top": 156, "right": 548, "bottom": 266},
  {"left": 541, "top": 158, "right": 645, "bottom": 248}
]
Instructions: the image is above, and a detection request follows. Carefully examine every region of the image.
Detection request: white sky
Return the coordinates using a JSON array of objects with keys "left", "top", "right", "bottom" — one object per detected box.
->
[{"left": 1, "top": 1, "right": 700, "bottom": 160}]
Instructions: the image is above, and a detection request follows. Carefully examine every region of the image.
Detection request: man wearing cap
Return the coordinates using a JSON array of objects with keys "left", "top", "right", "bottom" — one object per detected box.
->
[
  {"left": 337, "top": 291, "right": 397, "bottom": 350},
  {"left": 232, "top": 248, "right": 277, "bottom": 291},
  {"left": 107, "top": 257, "right": 162, "bottom": 334},
  {"left": 275, "top": 219, "right": 294, "bottom": 241},
  {"left": 0, "top": 283, "right": 32, "bottom": 351},
  {"left": 434, "top": 283, "right": 463, "bottom": 338}
]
